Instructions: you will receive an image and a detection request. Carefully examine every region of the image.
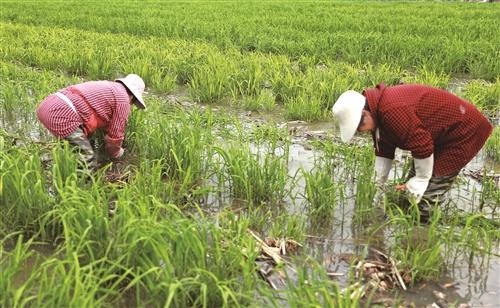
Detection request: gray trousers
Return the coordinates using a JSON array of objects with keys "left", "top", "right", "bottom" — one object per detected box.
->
[{"left": 65, "top": 127, "right": 99, "bottom": 170}]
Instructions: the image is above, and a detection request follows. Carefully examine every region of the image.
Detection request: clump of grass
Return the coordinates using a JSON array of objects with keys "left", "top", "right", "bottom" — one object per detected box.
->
[
  {"left": 189, "top": 54, "right": 235, "bottom": 104},
  {"left": 1, "top": 143, "right": 56, "bottom": 239},
  {"left": 57, "top": 183, "right": 112, "bottom": 260},
  {"left": 130, "top": 105, "right": 215, "bottom": 203},
  {"left": 267, "top": 211, "right": 307, "bottom": 243},
  {"left": 302, "top": 166, "right": 343, "bottom": 221},
  {"left": 216, "top": 125, "right": 290, "bottom": 205},
  {"left": 463, "top": 78, "right": 500, "bottom": 117},
  {"left": 479, "top": 175, "right": 500, "bottom": 215},
  {"left": 239, "top": 89, "right": 276, "bottom": 111},
  {"left": 104, "top": 207, "right": 259, "bottom": 307},
  {"left": 401, "top": 65, "right": 451, "bottom": 88},
  {"left": 0, "top": 234, "right": 35, "bottom": 307},
  {"left": 284, "top": 258, "right": 364, "bottom": 307},
  {"left": 284, "top": 94, "right": 326, "bottom": 121},
  {"left": 50, "top": 140, "right": 91, "bottom": 187},
  {"left": 484, "top": 126, "right": 499, "bottom": 162},
  {"left": 384, "top": 202, "right": 444, "bottom": 284},
  {"left": 215, "top": 139, "right": 290, "bottom": 207},
  {"left": 353, "top": 146, "right": 377, "bottom": 223}
]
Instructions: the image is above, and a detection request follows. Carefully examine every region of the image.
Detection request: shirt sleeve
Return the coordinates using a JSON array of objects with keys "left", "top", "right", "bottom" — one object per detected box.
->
[
  {"left": 104, "top": 92, "right": 131, "bottom": 157},
  {"left": 383, "top": 107, "right": 434, "bottom": 159},
  {"left": 375, "top": 137, "right": 397, "bottom": 159}
]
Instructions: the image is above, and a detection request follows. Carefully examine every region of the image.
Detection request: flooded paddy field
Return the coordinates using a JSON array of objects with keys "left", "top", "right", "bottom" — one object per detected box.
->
[
  {"left": 1, "top": 1, "right": 499, "bottom": 307},
  {"left": 3, "top": 94, "right": 498, "bottom": 307}
]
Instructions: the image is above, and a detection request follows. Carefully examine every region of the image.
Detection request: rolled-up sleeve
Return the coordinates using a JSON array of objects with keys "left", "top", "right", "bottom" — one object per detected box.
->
[{"left": 104, "top": 92, "right": 131, "bottom": 157}]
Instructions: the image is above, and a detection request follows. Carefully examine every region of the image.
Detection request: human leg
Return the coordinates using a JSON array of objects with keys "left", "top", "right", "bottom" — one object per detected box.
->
[
  {"left": 64, "top": 127, "right": 99, "bottom": 170},
  {"left": 406, "top": 162, "right": 457, "bottom": 222},
  {"left": 418, "top": 174, "right": 457, "bottom": 222}
]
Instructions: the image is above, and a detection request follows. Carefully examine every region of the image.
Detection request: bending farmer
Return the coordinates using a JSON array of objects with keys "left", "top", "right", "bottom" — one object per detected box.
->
[
  {"left": 332, "top": 84, "right": 493, "bottom": 220},
  {"left": 36, "top": 74, "right": 146, "bottom": 170}
]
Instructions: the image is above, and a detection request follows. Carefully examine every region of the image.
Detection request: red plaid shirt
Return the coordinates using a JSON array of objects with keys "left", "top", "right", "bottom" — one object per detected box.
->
[
  {"left": 36, "top": 81, "right": 132, "bottom": 157},
  {"left": 363, "top": 84, "right": 493, "bottom": 176}
]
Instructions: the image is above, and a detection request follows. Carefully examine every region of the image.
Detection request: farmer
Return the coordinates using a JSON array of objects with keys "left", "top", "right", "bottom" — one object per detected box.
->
[
  {"left": 36, "top": 74, "right": 146, "bottom": 170},
  {"left": 331, "top": 84, "right": 493, "bottom": 221}
]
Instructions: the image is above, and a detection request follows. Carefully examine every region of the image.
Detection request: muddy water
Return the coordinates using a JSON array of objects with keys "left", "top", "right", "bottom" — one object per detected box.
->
[
  {"left": 3, "top": 90, "right": 498, "bottom": 306},
  {"left": 218, "top": 112, "right": 499, "bottom": 307}
]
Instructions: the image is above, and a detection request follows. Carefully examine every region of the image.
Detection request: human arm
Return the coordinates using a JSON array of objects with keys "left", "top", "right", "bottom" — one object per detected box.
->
[
  {"left": 374, "top": 156, "right": 393, "bottom": 186},
  {"left": 383, "top": 109, "right": 434, "bottom": 202},
  {"left": 104, "top": 96, "right": 131, "bottom": 159}
]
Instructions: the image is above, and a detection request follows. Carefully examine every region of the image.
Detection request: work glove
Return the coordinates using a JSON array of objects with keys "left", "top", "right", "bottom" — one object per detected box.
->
[
  {"left": 405, "top": 154, "right": 433, "bottom": 203},
  {"left": 373, "top": 156, "right": 392, "bottom": 205},
  {"left": 115, "top": 147, "right": 125, "bottom": 159}
]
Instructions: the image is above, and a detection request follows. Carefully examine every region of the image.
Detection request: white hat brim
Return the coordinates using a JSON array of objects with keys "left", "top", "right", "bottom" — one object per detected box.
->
[
  {"left": 116, "top": 79, "right": 146, "bottom": 109},
  {"left": 332, "top": 90, "right": 366, "bottom": 142}
]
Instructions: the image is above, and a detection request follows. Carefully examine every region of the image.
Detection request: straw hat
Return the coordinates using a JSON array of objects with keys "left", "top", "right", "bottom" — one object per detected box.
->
[
  {"left": 116, "top": 74, "right": 146, "bottom": 109},
  {"left": 331, "top": 90, "right": 366, "bottom": 142}
]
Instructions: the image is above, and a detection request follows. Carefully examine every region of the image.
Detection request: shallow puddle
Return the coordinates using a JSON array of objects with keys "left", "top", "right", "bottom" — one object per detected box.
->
[{"left": 211, "top": 111, "right": 499, "bottom": 306}]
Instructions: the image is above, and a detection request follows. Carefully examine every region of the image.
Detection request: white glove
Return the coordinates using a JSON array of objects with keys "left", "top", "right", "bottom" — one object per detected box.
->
[
  {"left": 406, "top": 154, "right": 433, "bottom": 202},
  {"left": 115, "top": 147, "right": 125, "bottom": 158},
  {"left": 375, "top": 156, "right": 392, "bottom": 186}
]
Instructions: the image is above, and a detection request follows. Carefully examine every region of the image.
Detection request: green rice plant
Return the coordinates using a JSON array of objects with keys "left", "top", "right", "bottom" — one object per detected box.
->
[
  {"left": 148, "top": 67, "right": 177, "bottom": 93},
  {"left": 230, "top": 54, "right": 269, "bottom": 97},
  {"left": 105, "top": 217, "right": 179, "bottom": 304},
  {"left": 284, "top": 94, "right": 326, "bottom": 121},
  {"left": 456, "top": 214, "right": 498, "bottom": 252},
  {"left": 130, "top": 106, "right": 215, "bottom": 202},
  {"left": 189, "top": 54, "right": 235, "bottom": 104},
  {"left": 56, "top": 182, "right": 112, "bottom": 261},
  {"left": 50, "top": 142, "right": 86, "bottom": 192},
  {"left": 106, "top": 208, "right": 258, "bottom": 307},
  {"left": 360, "top": 63, "right": 403, "bottom": 88},
  {"left": 2, "top": 3, "right": 500, "bottom": 306},
  {"left": 353, "top": 146, "right": 377, "bottom": 224},
  {"left": 235, "top": 206, "right": 274, "bottom": 234},
  {"left": 309, "top": 139, "right": 344, "bottom": 175},
  {"left": 251, "top": 121, "right": 288, "bottom": 144},
  {"left": 302, "top": 166, "right": 343, "bottom": 221},
  {"left": 1, "top": 143, "right": 55, "bottom": 239},
  {"left": 315, "top": 140, "right": 377, "bottom": 223},
  {"left": 463, "top": 78, "right": 500, "bottom": 117},
  {"left": 484, "top": 126, "right": 499, "bottom": 162},
  {"left": 21, "top": 256, "right": 123, "bottom": 307},
  {"left": 0, "top": 234, "right": 35, "bottom": 307},
  {"left": 384, "top": 201, "right": 444, "bottom": 284},
  {"left": 163, "top": 272, "right": 245, "bottom": 308},
  {"left": 284, "top": 257, "right": 363, "bottom": 307},
  {"left": 3, "top": 1, "right": 499, "bottom": 80},
  {"left": 238, "top": 89, "right": 276, "bottom": 112},
  {"left": 467, "top": 44, "right": 500, "bottom": 80},
  {"left": 215, "top": 142, "right": 289, "bottom": 207},
  {"left": 438, "top": 211, "right": 499, "bottom": 279},
  {"left": 122, "top": 160, "right": 177, "bottom": 211},
  {"left": 267, "top": 211, "right": 307, "bottom": 243},
  {"left": 479, "top": 174, "right": 500, "bottom": 215},
  {"left": 401, "top": 65, "right": 451, "bottom": 88}
]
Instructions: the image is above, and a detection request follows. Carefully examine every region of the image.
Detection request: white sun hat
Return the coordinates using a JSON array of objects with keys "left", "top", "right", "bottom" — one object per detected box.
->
[
  {"left": 331, "top": 90, "right": 366, "bottom": 142},
  {"left": 116, "top": 74, "right": 146, "bottom": 109}
]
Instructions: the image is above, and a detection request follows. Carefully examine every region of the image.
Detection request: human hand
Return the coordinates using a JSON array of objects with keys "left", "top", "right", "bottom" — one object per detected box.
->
[{"left": 395, "top": 183, "right": 407, "bottom": 191}]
